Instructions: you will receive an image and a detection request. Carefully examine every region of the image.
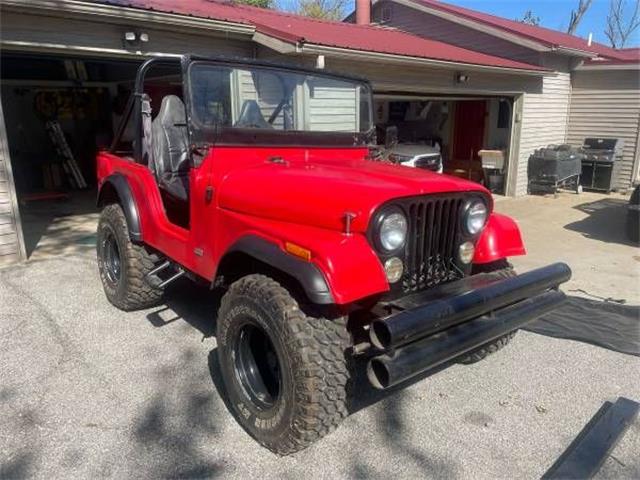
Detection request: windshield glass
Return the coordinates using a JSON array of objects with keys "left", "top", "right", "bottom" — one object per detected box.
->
[{"left": 189, "top": 62, "right": 373, "bottom": 136}]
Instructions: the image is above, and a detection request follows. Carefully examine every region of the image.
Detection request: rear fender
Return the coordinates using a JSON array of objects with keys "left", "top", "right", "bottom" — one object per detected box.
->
[
  {"left": 473, "top": 213, "right": 526, "bottom": 264},
  {"left": 97, "top": 173, "right": 142, "bottom": 242}
]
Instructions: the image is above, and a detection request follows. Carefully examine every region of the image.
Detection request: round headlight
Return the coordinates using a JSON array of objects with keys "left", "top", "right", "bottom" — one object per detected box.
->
[
  {"left": 379, "top": 212, "right": 408, "bottom": 251},
  {"left": 464, "top": 201, "right": 488, "bottom": 235}
]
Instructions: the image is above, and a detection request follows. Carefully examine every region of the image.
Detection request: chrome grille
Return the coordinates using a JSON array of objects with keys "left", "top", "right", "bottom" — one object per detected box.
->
[{"left": 403, "top": 196, "right": 465, "bottom": 292}]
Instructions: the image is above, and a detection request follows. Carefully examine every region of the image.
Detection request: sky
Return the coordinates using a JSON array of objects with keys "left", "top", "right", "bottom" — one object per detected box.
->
[{"left": 442, "top": 0, "right": 640, "bottom": 47}]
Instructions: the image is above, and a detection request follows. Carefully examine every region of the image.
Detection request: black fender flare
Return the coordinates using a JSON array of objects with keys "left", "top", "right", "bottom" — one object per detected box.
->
[
  {"left": 97, "top": 173, "right": 143, "bottom": 242},
  {"left": 221, "top": 236, "right": 334, "bottom": 305}
]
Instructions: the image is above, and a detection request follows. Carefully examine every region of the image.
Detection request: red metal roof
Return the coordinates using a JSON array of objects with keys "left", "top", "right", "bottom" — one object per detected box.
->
[
  {"left": 583, "top": 45, "right": 639, "bottom": 65},
  {"left": 617, "top": 48, "right": 640, "bottom": 61},
  {"left": 97, "top": 0, "right": 545, "bottom": 72},
  {"left": 413, "top": 0, "right": 629, "bottom": 60}
]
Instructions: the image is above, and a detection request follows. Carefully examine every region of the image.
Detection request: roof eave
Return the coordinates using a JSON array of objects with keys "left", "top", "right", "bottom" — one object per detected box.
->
[
  {"left": 1, "top": 0, "right": 256, "bottom": 36},
  {"left": 551, "top": 46, "right": 597, "bottom": 58},
  {"left": 299, "top": 43, "right": 549, "bottom": 76},
  {"left": 576, "top": 63, "right": 640, "bottom": 71},
  {"left": 252, "top": 30, "right": 301, "bottom": 54}
]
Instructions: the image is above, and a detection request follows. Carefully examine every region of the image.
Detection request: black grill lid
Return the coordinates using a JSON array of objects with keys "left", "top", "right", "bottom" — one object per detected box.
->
[{"left": 583, "top": 138, "right": 619, "bottom": 151}]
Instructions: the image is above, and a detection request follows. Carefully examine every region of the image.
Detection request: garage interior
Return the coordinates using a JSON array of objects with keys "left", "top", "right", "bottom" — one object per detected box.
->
[
  {"left": 374, "top": 93, "right": 515, "bottom": 194},
  {"left": 0, "top": 52, "right": 144, "bottom": 259}
]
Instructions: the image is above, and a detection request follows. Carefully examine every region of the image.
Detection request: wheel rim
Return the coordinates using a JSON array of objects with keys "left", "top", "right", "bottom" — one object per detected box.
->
[
  {"left": 233, "top": 322, "right": 282, "bottom": 410},
  {"left": 102, "top": 230, "right": 121, "bottom": 285}
]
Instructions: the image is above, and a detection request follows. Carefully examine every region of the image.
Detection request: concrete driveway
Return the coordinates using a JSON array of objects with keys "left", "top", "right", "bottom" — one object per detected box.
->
[{"left": 1, "top": 192, "right": 639, "bottom": 479}]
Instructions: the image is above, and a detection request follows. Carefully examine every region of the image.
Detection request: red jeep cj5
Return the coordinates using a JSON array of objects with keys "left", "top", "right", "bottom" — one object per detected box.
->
[{"left": 96, "top": 55, "right": 571, "bottom": 454}]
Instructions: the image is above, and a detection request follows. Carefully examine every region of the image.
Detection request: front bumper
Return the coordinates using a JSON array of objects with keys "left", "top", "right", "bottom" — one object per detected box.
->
[{"left": 367, "top": 262, "right": 571, "bottom": 389}]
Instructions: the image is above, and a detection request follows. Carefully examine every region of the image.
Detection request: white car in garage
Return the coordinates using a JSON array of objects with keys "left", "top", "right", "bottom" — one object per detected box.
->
[{"left": 388, "top": 143, "right": 443, "bottom": 173}]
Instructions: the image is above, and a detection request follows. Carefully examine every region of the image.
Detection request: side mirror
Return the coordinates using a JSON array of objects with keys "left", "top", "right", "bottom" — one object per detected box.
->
[{"left": 385, "top": 126, "right": 398, "bottom": 150}]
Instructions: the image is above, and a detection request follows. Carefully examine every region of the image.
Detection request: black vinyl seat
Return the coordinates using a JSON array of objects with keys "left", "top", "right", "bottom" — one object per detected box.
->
[{"left": 151, "top": 95, "right": 190, "bottom": 201}]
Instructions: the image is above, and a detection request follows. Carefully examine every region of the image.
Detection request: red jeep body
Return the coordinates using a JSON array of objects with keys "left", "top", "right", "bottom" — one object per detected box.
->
[
  {"left": 95, "top": 55, "right": 569, "bottom": 454},
  {"left": 97, "top": 146, "right": 525, "bottom": 305}
]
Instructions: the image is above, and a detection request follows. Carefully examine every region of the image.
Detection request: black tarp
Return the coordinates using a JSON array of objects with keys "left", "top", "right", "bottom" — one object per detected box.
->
[{"left": 525, "top": 296, "right": 640, "bottom": 357}]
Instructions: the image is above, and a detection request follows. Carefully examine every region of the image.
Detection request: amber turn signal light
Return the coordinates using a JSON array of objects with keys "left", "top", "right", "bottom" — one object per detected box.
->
[{"left": 285, "top": 242, "right": 312, "bottom": 261}]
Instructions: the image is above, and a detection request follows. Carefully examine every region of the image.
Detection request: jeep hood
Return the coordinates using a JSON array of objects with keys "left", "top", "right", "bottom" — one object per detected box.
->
[{"left": 217, "top": 158, "right": 488, "bottom": 233}]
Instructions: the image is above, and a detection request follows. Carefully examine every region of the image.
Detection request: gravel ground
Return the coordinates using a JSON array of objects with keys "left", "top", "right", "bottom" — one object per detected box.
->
[{"left": 1, "top": 191, "right": 638, "bottom": 479}]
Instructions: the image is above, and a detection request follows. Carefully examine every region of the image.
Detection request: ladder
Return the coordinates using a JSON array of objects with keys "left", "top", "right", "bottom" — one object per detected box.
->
[{"left": 45, "top": 120, "right": 87, "bottom": 189}]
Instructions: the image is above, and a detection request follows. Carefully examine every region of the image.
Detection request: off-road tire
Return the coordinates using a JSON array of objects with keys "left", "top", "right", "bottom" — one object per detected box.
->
[
  {"left": 216, "top": 274, "right": 350, "bottom": 455},
  {"left": 459, "top": 260, "right": 518, "bottom": 364},
  {"left": 97, "top": 204, "right": 163, "bottom": 311}
]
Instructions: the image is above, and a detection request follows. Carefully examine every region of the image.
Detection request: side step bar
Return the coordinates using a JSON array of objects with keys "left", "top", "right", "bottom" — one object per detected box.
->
[
  {"left": 147, "top": 260, "right": 171, "bottom": 278},
  {"left": 367, "top": 289, "right": 566, "bottom": 390},
  {"left": 145, "top": 260, "right": 185, "bottom": 289}
]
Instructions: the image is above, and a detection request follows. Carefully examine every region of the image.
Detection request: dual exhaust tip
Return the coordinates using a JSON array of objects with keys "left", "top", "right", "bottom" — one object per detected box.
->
[{"left": 365, "top": 263, "right": 572, "bottom": 390}]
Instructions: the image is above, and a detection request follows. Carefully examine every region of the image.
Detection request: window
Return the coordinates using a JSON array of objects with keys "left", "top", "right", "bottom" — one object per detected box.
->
[
  {"left": 380, "top": 6, "right": 393, "bottom": 22},
  {"left": 189, "top": 62, "right": 372, "bottom": 134},
  {"left": 191, "top": 65, "right": 233, "bottom": 127}
]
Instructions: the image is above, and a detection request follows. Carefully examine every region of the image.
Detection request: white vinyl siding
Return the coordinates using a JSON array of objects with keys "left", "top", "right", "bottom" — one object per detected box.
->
[
  {"left": 515, "top": 72, "right": 572, "bottom": 196},
  {"left": 0, "top": 10, "right": 253, "bottom": 59},
  {"left": 567, "top": 69, "right": 640, "bottom": 191},
  {"left": 306, "top": 79, "right": 359, "bottom": 132},
  {"left": 234, "top": 70, "right": 286, "bottom": 128},
  {"left": 234, "top": 70, "right": 360, "bottom": 132},
  {"left": 0, "top": 100, "right": 23, "bottom": 266}
]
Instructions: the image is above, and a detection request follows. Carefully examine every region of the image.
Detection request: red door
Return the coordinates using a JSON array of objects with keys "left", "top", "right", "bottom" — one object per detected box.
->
[{"left": 452, "top": 100, "right": 486, "bottom": 162}]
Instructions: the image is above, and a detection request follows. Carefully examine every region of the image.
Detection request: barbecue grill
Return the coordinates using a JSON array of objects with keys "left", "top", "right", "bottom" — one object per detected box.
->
[
  {"left": 527, "top": 144, "right": 584, "bottom": 195},
  {"left": 580, "top": 138, "right": 624, "bottom": 193}
]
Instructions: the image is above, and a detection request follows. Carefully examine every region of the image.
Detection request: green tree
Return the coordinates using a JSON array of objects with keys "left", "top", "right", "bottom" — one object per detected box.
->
[
  {"left": 234, "top": 0, "right": 274, "bottom": 9},
  {"left": 296, "top": 0, "right": 347, "bottom": 20}
]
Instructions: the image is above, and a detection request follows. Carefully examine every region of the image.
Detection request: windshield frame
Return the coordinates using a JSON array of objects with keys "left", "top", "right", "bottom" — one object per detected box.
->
[{"left": 184, "top": 56, "right": 375, "bottom": 148}]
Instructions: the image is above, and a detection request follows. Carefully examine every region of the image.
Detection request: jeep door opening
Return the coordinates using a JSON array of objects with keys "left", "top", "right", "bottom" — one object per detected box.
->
[{"left": 96, "top": 55, "right": 570, "bottom": 455}]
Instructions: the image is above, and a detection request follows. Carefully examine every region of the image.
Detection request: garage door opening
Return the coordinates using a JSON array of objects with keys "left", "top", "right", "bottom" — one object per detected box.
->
[
  {"left": 373, "top": 93, "right": 515, "bottom": 195},
  {"left": 0, "top": 53, "right": 143, "bottom": 260}
]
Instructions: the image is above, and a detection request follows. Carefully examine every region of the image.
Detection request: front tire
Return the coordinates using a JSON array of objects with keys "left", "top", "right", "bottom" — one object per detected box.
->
[
  {"left": 459, "top": 260, "right": 518, "bottom": 364},
  {"left": 97, "top": 204, "right": 163, "bottom": 311},
  {"left": 216, "top": 274, "right": 349, "bottom": 455}
]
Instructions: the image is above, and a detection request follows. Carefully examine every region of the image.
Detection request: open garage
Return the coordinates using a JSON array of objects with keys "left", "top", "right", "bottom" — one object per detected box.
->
[
  {"left": 373, "top": 93, "right": 515, "bottom": 194},
  {"left": 1, "top": 53, "right": 143, "bottom": 259}
]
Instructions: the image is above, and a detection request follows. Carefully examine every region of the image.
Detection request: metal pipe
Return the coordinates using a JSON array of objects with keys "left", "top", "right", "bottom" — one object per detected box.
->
[
  {"left": 367, "top": 289, "right": 566, "bottom": 390},
  {"left": 370, "top": 262, "right": 571, "bottom": 350},
  {"left": 355, "top": 0, "right": 371, "bottom": 25},
  {"left": 146, "top": 260, "right": 171, "bottom": 278},
  {"left": 158, "top": 269, "right": 185, "bottom": 289}
]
